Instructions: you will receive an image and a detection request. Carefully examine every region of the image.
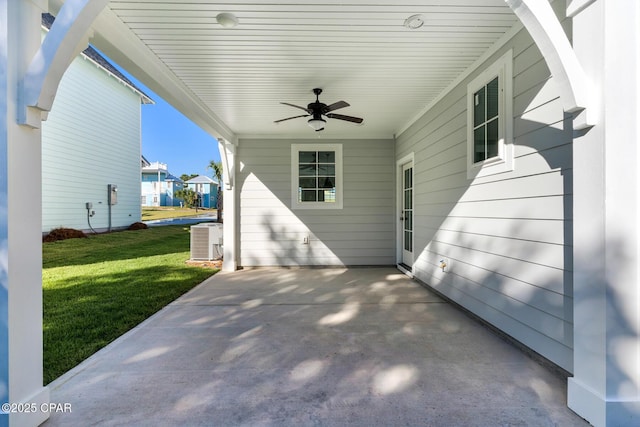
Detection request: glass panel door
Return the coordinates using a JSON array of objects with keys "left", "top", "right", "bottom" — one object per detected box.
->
[{"left": 402, "top": 162, "right": 413, "bottom": 266}]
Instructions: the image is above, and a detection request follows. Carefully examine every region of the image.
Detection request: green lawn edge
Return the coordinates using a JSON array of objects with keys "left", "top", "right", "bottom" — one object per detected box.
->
[{"left": 43, "top": 225, "right": 218, "bottom": 384}]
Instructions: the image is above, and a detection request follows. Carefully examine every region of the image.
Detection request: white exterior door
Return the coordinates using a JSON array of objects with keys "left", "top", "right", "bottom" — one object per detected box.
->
[{"left": 401, "top": 162, "right": 413, "bottom": 266}]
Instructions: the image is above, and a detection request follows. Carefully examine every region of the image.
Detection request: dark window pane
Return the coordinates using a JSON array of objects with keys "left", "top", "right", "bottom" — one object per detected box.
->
[
  {"left": 299, "top": 164, "right": 316, "bottom": 176},
  {"left": 487, "top": 77, "right": 499, "bottom": 119},
  {"left": 473, "top": 87, "right": 485, "bottom": 127},
  {"left": 486, "top": 118, "right": 499, "bottom": 159},
  {"left": 404, "top": 231, "right": 412, "bottom": 251},
  {"left": 319, "top": 177, "right": 335, "bottom": 189},
  {"left": 405, "top": 211, "right": 412, "bottom": 231},
  {"left": 404, "top": 168, "right": 412, "bottom": 189},
  {"left": 299, "top": 177, "right": 316, "bottom": 188},
  {"left": 299, "top": 151, "right": 316, "bottom": 163},
  {"left": 300, "top": 190, "right": 316, "bottom": 202},
  {"left": 474, "top": 125, "right": 486, "bottom": 163},
  {"left": 404, "top": 189, "right": 412, "bottom": 209},
  {"left": 318, "top": 165, "right": 335, "bottom": 175},
  {"left": 297, "top": 149, "right": 338, "bottom": 204},
  {"left": 317, "top": 151, "right": 335, "bottom": 163}
]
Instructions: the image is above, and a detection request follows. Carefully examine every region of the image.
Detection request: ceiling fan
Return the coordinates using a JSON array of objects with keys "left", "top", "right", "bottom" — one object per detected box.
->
[{"left": 275, "top": 88, "right": 363, "bottom": 131}]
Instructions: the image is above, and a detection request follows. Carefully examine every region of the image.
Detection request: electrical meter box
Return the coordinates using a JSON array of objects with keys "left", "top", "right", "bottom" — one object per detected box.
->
[{"left": 108, "top": 184, "right": 118, "bottom": 205}]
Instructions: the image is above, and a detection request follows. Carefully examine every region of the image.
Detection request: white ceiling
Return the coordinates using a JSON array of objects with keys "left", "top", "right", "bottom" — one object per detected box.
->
[{"left": 64, "top": 1, "right": 522, "bottom": 140}]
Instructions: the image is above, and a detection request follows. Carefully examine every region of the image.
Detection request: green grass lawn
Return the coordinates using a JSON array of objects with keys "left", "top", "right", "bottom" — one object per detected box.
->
[
  {"left": 142, "top": 206, "right": 216, "bottom": 221},
  {"left": 42, "top": 225, "right": 218, "bottom": 384}
]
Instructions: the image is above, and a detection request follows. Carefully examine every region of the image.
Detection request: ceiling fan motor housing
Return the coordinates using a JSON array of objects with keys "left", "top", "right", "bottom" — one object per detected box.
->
[
  {"left": 275, "top": 87, "right": 363, "bottom": 128},
  {"left": 308, "top": 103, "right": 327, "bottom": 116}
]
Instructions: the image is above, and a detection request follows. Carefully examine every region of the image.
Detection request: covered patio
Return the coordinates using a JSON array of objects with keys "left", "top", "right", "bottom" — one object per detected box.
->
[
  {"left": 44, "top": 268, "right": 587, "bottom": 426},
  {"left": 2, "top": 1, "right": 640, "bottom": 426}
]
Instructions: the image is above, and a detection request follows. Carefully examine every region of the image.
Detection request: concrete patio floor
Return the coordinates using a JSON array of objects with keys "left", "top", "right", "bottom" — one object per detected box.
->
[{"left": 44, "top": 267, "right": 588, "bottom": 426}]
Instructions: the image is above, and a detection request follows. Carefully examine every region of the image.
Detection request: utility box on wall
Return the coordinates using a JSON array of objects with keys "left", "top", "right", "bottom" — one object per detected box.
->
[{"left": 108, "top": 184, "right": 118, "bottom": 205}]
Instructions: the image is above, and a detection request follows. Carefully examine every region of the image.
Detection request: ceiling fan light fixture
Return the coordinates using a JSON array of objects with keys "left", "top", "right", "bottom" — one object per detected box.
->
[
  {"left": 216, "top": 12, "right": 239, "bottom": 28},
  {"left": 308, "top": 118, "right": 326, "bottom": 131},
  {"left": 404, "top": 14, "right": 424, "bottom": 30}
]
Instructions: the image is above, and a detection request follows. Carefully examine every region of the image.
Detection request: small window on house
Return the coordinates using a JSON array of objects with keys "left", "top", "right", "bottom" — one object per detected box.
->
[
  {"left": 473, "top": 76, "right": 500, "bottom": 163},
  {"left": 467, "top": 50, "right": 514, "bottom": 179},
  {"left": 291, "top": 144, "right": 343, "bottom": 209}
]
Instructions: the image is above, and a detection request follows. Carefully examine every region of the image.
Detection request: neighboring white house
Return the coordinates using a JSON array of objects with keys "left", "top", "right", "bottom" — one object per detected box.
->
[{"left": 41, "top": 13, "right": 153, "bottom": 233}]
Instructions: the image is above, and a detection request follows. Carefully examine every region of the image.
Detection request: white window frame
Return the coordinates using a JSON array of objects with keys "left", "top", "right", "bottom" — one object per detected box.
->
[
  {"left": 291, "top": 143, "right": 343, "bottom": 210},
  {"left": 467, "top": 49, "right": 514, "bottom": 179}
]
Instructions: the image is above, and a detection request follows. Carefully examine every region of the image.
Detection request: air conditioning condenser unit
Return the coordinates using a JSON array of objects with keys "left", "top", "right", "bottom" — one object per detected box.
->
[{"left": 190, "top": 223, "right": 223, "bottom": 260}]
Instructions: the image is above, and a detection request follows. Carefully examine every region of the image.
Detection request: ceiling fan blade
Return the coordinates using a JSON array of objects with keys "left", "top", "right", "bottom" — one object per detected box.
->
[
  {"left": 323, "top": 100, "right": 349, "bottom": 113},
  {"left": 326, "top": 113, "right": 363, "bottom": 124},
  {"left": 281, "top": 102, "right": 311, "bottom": 113},
  {"left": 274, "top": 114, "right": 309, "bottom": 123}
]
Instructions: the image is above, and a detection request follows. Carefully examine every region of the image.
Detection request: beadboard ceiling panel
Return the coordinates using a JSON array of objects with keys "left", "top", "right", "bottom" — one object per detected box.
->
[{"left": 72, "top": 1, "right": 522, "bottom": 139}]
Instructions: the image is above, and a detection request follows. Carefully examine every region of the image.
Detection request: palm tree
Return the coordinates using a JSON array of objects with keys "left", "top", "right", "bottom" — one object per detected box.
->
[{"left": 208, "top": 160, "right": 223, "bottom": 223}]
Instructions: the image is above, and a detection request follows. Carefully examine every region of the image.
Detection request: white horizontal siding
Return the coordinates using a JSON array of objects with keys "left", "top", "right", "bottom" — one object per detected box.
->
[
  {"left": 238, "top": 138, "right": 395, "bottom": 266},
  {"left": 42, "top": 53, "right": 143, "bottom": 233},
  {"left": 395, "top": 1, "right": 573, "bottom": 371}
]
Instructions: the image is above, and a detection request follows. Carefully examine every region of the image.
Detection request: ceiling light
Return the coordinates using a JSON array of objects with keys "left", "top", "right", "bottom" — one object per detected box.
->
[
  {"left": 308, "top": 118, "right": 326, "bottom": 131},
  {"left": 404, "top": 14, "right": 424, "bottom": 30},
  {"left": 216, "top": 12, "right": 239, "bottom": 28}
]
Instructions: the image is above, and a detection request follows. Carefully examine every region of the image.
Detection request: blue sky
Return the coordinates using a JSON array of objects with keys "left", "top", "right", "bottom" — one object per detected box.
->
[
  {"left": 140, "top": 95, "right": 221, "bottom": 178},
  {"left": 118, "top": 67, "right": 221, "bottom": 179}
]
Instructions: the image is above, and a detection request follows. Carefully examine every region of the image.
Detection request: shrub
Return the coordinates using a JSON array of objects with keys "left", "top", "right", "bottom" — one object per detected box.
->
[
  {"left": 127, "top": 222, "right": 148, "bottom": 230},
  {"left": 43, "top": 228, "right": 87, "bottom": 242}
]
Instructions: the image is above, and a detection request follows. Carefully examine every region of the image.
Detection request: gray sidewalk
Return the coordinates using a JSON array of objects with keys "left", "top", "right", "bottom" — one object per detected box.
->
[{"left": 44, "top": 267, "right": 589, "bottom": 426}]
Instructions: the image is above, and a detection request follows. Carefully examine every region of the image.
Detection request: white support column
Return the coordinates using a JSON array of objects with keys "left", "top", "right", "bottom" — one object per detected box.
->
[
  {"left": 1, "top": 1, "right": 109, "bottom": 426},
  {"left": 218, "top": 138, "right": 237, "bottom": 271},
  {"left": 568, "top": 1, "right": 640, "bottom": 426},
  {"left": 0, "top": 2, "right": 10, "bottom": 426},
  {"left": 1, "top": 2, "right": 50, "bottom": 426}
]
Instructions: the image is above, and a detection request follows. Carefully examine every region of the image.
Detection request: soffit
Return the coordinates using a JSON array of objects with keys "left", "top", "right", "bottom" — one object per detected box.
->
[{"left": 104, "top": 0, "right": 520, "bottom": 139}]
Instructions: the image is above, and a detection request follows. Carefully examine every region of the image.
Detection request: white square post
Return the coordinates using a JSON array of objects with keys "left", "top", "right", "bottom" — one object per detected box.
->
[{"left": 568, "top": 1, "right": 640, "bottom": 425}]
